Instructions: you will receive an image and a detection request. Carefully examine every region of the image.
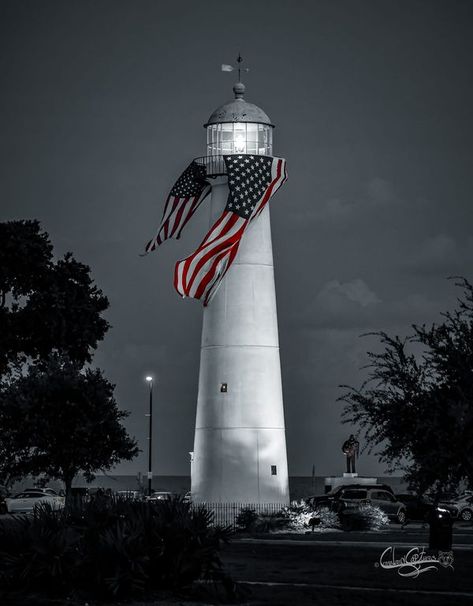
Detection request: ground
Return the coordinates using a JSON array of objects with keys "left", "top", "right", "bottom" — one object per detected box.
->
[{"left": 1, "top": 522, "right": 472, "bottom": 605}]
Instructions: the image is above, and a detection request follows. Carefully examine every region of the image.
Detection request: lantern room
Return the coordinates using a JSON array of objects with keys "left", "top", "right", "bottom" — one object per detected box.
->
[{"left": 204, "top": 82, "right": 274, "bottom": 157}]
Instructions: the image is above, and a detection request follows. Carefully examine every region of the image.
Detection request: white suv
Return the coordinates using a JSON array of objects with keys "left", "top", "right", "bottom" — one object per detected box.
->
[{"left": 5, "top": 490, "right": 65, "bottom": 513}]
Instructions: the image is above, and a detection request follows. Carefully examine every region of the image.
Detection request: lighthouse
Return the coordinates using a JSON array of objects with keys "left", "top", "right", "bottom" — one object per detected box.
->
[{"left": 190, "top": 80, "right": 290, "bottom": 504}]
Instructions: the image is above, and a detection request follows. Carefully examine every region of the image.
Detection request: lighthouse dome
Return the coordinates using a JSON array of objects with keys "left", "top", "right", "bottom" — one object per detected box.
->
[{"left": 204, "top": 82, "right": 274, "bottom": 128}]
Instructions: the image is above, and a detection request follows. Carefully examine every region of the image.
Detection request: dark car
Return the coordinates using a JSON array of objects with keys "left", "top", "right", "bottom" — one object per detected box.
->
[
  {"left": 438, "top": 494, "right": 473, "bottom": 522},
  {"left": 308, "top": 485, "right": 405, "bottom": 523},
  {"left": 307, "top": 483, "right": 394, "bottom": 510},
  {"left": 0, "top": 485, "right": 9, "bottom": 514},
  {"left": 396, "top": 494, "right": 434, "bottom": 522}
]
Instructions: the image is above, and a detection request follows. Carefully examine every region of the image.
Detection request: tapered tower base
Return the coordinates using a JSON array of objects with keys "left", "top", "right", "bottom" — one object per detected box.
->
[{"left": 191, "top": 179, "right": 289, "bottom": 504}]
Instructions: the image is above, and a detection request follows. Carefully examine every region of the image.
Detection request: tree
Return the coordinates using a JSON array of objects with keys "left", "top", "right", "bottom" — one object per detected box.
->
[
  {"left": 339, "top": 278, "right": 473, "bottom": 496},
  {"left": 0, "top": 356, "right": 139, "bottom": 495},
  {"left": 0, "top": 220, "right": 109, "bottom": 375}
]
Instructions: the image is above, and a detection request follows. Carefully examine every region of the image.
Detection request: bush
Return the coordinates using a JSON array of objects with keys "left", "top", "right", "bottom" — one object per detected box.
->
[
  {"left": 281, "top": 501, "right": 341, "bottom": 532},
  {"left": 252, "top": 511, "right": 290, "bottom": 533},
  {"left": 237, "top": 501, "right": 342, "bottom": 534},
  {"left": 235, "top": 507, "right": 258, "bottom": 530},
  {"left": 339, "top": 504, "right": 389, "bottom": 531},
  {"left": 311, "top": 507, "right": 341, "bottom": 530},
  {"left": 0, "top": 497, "right": 234, "bottom": 600}
]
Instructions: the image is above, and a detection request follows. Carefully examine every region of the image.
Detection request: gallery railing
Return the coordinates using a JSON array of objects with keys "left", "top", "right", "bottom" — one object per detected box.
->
[{"left": 193, "top": 155, "right": 227, "bottom": 178}]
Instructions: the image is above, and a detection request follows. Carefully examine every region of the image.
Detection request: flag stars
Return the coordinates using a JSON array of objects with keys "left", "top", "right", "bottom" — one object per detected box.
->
[{"left": 222, "top": 155, "right": 280, "bottom": 219}]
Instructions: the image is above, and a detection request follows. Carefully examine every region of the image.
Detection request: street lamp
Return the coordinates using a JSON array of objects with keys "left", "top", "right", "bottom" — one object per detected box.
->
[{"left": 145, "top": 376, "right": 153, "bottom": 497}]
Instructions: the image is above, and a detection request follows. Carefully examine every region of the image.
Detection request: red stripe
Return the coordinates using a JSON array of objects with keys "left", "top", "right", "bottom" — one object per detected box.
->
[
  {"left": 195, "top": 237, "right": 241, "bottom": 300},
  {"left": 161, "top": 193, "right": 173, "bottom": 221},
  {"left": 202, "top": 239, "right": 242, "bottom": 305},
  {"left": 252, "top": 159, "right": 283, "bottom": 220},
  {"left": 173, "top": 256, "right": 182, "bottom": 296},
  {"left": 175, "top": 187, "right": 210, "bottom": 239},
  {"left": 169, "top": 196, "right": 190, "bottom": 238},
  {"left": 181, "top": 211, "right": 238, "bottom": 288},
  {"left": 163, "top": 196, "right": 179, "bottom": 240},
  {"left": 183, "top": 214, "right": 244, "bottom": 293},
  {"left": 183, "top": 220, "right": 243, "bottom": 295}
]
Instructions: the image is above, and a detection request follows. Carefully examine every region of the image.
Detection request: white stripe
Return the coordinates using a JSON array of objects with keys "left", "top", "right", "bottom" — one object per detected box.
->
[
  {"left": 187, "top": 236, "right": 237, "bottom": 299},
  {"left": 159, "top": 195, "right": 181, "bottom": 228},
  {"left": 167, "top": 197, "right": 191, "bottom": 235},
  {"left": 202, "top": 250, "right": 234, "bottom": 304},
  {"left": 251, "top": 159, "right": 286, "bottom": 220},
  {"left": 175, "top": 258, "right": 186, "bottom": 296},
  {"left": 189, "top": 245, "right": 234, "bottom": 299},
  {"left": 184, "top": 214, "right": 245, "bottom": 291}
]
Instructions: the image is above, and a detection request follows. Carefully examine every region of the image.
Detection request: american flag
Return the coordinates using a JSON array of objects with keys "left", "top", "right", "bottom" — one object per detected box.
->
[
  {"left": 145, "top": 161, "right": 211, "bottom": 253},
  {"left": 174, "top": 154, "right": 287, "bottom": 306}
]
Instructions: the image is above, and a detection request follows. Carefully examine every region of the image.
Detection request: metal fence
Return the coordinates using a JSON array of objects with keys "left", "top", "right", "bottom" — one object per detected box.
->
[{"left": 192, "top": 502, "right": 287, "bottom": 530}]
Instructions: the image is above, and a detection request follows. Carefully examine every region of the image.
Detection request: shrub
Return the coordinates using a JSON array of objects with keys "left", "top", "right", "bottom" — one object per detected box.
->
[
  {"left": 252, "top": 511, "right": 290, "bottom": 533},
  {"left": 281, "top": 501, "right": 340, "bottom": 532},
  {"left": 339, "top": 504, "right": 389, "bottom": 531},
  {"left": 0, "top": 497, "right": 234, "bottom": 600},
  {"left": 311, "top": 507, "right": 341, "bottom": 530},
  {"left": 235, "top": 507, "right": 258, "bottom": 530}
]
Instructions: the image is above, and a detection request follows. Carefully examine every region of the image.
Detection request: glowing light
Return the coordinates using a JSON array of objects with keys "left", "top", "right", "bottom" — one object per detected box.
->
[{"left": 234, "top": 133, "right": 246, "bottom": 153}]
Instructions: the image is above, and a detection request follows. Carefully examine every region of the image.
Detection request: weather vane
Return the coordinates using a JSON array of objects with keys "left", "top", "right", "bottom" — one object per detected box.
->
[{"left": 221, "top": 53, "right": 250, "bottom": 81}]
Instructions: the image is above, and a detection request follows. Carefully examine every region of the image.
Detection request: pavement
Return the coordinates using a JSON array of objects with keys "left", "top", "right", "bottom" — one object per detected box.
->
[{"left": 219, "top": 523, "right": 473, "bottom": 605}]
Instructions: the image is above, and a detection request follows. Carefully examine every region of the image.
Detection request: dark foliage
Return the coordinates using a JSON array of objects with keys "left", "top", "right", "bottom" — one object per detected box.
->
[
  {"left": 339, "top": 505, "right": 388, "bottom": 532},
  {"left": 0, "top": 356, "right": 138, "bottom": 493},
  {"left": 235, "top": 507, "right": 258, "bottom": 530},
  {"left": 0, "top": 220, "right": 109, "bottom": 376},
  {"left": 251, "top": 511, "right": 290, "bottom": 533},
  {"left": 0, "top": 497, "right": 234, "bottom": 600},
  {"left": 339, "top": 277, "right": 473, "bottom": 496}
]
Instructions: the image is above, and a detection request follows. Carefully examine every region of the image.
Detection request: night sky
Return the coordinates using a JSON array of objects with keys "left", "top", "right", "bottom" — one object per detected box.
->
[{"left": 1, "top": 0, "right": 472, "bottom": 478}]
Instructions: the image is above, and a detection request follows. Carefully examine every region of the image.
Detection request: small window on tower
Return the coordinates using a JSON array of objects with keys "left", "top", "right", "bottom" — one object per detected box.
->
[
  {"left": 271, "top": 465, "right": 277, "bottom": 476},
  {"left": 220, "top": 383, "right": 228, "bottom": 393}
]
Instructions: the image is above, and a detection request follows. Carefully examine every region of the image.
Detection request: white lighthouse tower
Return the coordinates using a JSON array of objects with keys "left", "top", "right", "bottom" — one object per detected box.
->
[{"left": 191, "top": 80, "right": 289, "bottom": 505}]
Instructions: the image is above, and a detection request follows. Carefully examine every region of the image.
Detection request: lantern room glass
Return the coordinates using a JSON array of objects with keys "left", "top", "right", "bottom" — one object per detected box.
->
[{"left": 206, "top": 123, "right": 273, "bottom": 157}]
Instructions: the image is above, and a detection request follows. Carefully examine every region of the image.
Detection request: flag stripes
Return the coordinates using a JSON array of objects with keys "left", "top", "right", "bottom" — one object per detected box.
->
[
  {"left": 174, "top": 155, "right": 287, "bottom": 306},
  {"left": 145, "top": 161, "right": 210, "bottom": 253}
]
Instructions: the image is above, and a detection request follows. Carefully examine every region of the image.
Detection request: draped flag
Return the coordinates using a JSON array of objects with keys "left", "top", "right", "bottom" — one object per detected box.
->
[
  {"left": 174, "top": 154, "right": 287, "bottom": 306},
  {"left": 144, "top": 161, "right": 211, "bottom": 253}
]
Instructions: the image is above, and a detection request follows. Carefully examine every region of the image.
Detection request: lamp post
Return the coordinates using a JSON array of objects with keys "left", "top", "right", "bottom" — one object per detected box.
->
[{"left": 145, "top": 376, "right": 153, "bottom": 497}]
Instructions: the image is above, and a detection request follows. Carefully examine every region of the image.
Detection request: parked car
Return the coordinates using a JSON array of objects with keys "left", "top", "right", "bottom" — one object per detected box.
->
[
  {"left": 395, "top": 494, "right": 434, "bottom": 522},
  {"left": 146, "top": 491, "right": 173, "bottom": 502},
  {"left": 307, "top": 483, "right": 394, "bottom": 510},
  {"left": 0, "top": 485, "right": 10, "bottom": 514},
  {"left": 308, "top": 485, "right": 406, "bottom": 523},
  {"left": 5, "top": 490, "right": 65, "bottom": 513},
  {"left": 25, "top": 487, "right": 59, "bottom": 496},
  {"left": 117, "top": 490, "right": 142, "bottom": 500},
  {"left": 438, "top": 494, "right": 473, "bottom": 522}
]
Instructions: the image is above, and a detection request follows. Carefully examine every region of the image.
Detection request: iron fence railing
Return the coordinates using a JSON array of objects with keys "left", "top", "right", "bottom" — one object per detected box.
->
[
  {"left": 192, "top": 501, "right": 287, "bottom": 530},
  {"left": 194, "top": 155, "right": 227, "bottom": 178}
]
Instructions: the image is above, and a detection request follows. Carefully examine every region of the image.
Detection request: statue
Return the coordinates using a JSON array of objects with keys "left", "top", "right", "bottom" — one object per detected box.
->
[{"left": 342, "top": 434, "right": 360, "bottom": 473}]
